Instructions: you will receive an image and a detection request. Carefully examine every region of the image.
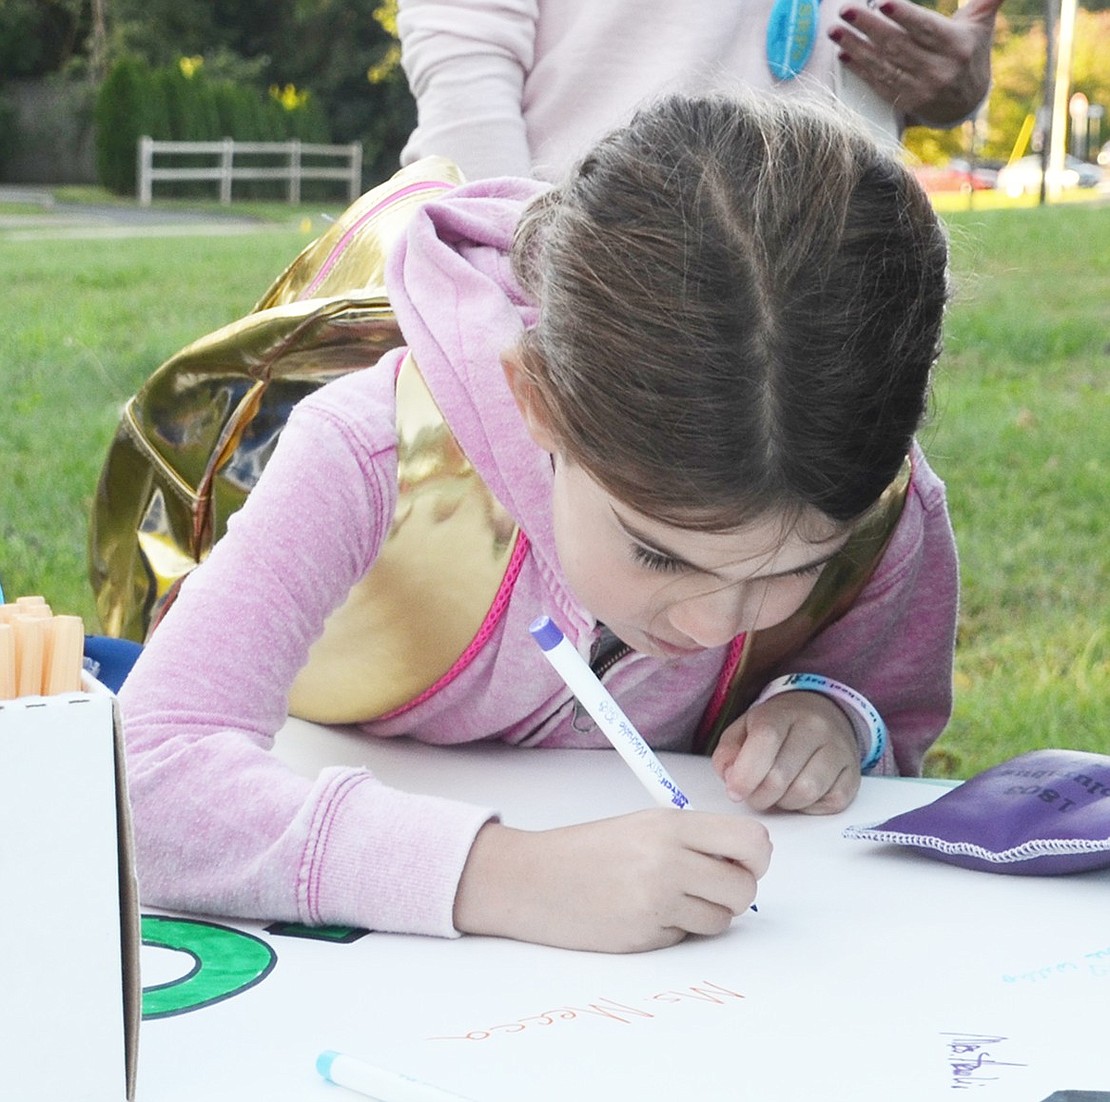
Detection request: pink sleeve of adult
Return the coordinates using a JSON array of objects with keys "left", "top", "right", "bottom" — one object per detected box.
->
[
  {"left": 397, "top": 0, "right": 537, "bottom": 178},
  {"left": 118, "top": 370, "right": 497, "bottom": 936},
  {"left": 762, "top": 446, "right": 960, "bottom": 776}
]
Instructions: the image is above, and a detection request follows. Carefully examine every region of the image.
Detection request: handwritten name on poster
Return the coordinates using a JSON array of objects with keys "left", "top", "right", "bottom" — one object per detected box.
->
[
  {"left": 432, "top": 979, "right": 746, "bottom": 1042},
  {"left": 940, "top": 1033, "right": 1026, "bottom": 1091},
  {"left": 1003, "top": 943, "right": 1110, "bottom": 987}
]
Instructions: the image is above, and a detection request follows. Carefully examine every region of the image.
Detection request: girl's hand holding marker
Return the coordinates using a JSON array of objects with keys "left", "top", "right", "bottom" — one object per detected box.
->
[
  {"left": 473, "top": 617, "right": 769, "bottom": 952},
  {"left": 454, "top": 798, "right": 771, "bottom": 954}
]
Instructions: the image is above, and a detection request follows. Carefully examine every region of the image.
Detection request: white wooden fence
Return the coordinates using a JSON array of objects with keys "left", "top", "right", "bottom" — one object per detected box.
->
[{"left": 137, "top": 137, "right": 363, "bottom": 206}]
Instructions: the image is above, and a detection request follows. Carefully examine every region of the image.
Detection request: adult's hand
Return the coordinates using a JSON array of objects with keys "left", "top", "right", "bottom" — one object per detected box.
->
[{"left": 829, "top": 0, "right": 1006, "bottom": 128}]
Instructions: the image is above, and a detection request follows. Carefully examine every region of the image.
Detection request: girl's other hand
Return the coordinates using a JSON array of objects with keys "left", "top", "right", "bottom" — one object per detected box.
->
[
  {"left": 453, "top": 810, "right": 771, "bottom": 953},
  {"left": 711, "top": 692, "right": 861, "bottom": 814}
]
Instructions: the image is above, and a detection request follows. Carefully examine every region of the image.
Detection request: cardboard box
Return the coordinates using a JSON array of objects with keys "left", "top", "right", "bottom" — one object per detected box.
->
[{"left": 0, "top": 677, "right": 140, "bottom": 1100}]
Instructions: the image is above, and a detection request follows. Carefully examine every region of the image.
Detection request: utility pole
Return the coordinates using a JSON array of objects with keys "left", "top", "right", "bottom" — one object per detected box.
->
[
  {"left": 1038, "top": 0, "right": 1057, "bottom": 205},
  {"left": 1047, "top": 0, "right": 1079, "bottom": 201},
  {"left": 89, "top": 0, "right": 109, "bottom": 83}
]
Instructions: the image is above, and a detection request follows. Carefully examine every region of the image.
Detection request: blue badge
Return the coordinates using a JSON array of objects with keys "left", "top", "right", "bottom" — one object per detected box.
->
[{"left": 766, "top": 0, "right": 821, "bottom": 81}]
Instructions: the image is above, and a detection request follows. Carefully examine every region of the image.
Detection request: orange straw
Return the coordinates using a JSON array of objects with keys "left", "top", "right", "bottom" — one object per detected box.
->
[
  {"left": 43, "top": 615, "right": 85, "bottom": 695},
  {"left": 0, "top": 623, "right": 15, "bottom": 700},
  {"left": 13, "top": 615, "right": 46, "bottom": 697}
]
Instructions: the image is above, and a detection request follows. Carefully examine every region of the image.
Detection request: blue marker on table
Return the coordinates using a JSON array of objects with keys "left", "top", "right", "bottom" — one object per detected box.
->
[
  {"left": 317, "top": 1051, "right": 476, "bottom": 1102},
  {"left": 529, "top": 615, "right": 691, "bottom": 810}
]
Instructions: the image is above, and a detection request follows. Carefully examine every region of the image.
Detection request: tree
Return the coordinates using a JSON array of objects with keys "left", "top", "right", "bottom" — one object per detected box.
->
[
  {"left": 253, "top": 0, "right": 414, "bottom": 182},
  {"left": 906, "top": 6, "right": 1110, "bottom": 165},
  {"left": 985, "top": 8, "right": 1110, "bottom": 160},
  {"left": 0, "top": 0, "right": 90, "bottom": 78},
  {"left": 101, "top": 0, "right": 411, "bottom": 180},
  {"left": 982, "top": 12, "right": 1050, "bottom": 158}
]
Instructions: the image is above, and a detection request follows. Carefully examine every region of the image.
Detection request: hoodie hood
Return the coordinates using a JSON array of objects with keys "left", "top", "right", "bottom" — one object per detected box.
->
[{"left": 385, "top": 177, "right": 593, "bottom": 640}]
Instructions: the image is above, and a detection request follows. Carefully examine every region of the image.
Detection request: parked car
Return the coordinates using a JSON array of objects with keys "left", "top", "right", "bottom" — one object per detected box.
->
[
  {"left": 912, "top": 158, "right": 998, "bottom": 193},
  {"left": 996, "top": 154, "right": 1103, "bottom": 196}
]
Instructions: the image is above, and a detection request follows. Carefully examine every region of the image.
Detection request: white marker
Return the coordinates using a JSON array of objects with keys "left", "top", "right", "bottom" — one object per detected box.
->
[
  {"left": 529, "top": 615, "right": 691, "bottom": 810},
  {"left": 316, "top": 1051, "right": 477, "bottom": 1102}
]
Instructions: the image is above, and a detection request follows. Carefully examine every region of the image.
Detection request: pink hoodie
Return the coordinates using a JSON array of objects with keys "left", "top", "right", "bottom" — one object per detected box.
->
[{"left": 118, "top": 178, "right": 959, "bottom": 938}]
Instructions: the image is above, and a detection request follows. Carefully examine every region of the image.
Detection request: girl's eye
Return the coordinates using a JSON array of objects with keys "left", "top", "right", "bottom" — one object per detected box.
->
[
  {"left": 789, "top": 561, "right": 827, "bottom": 580},
  {"left": 631, "top": 543, "right": 685, "bottom": 573}
]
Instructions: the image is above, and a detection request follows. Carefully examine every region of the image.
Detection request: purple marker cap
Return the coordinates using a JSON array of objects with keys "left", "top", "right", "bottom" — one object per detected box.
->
[{"left": 529, "top": 615, "right": 564, "bottom": 652}]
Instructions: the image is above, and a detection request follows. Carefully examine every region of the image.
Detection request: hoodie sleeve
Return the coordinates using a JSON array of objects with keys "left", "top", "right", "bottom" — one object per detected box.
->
[
  {"left": 118, "top": 360, "right": 497, "bottom": 937},
  {"left": 759, "top": 445, "right": 960, "bottom": 776},
  {"left": 397, "top": 0, "right": 537, "bottom": 178}
]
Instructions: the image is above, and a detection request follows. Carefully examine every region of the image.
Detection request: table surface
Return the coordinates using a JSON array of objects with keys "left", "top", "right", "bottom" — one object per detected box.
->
[{"left": 126, "top": 721, "right": 1110, "bottom": 1102}]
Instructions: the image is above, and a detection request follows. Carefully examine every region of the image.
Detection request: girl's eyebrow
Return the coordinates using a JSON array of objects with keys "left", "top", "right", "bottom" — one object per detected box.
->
[{"left": 612, "top": 509, "right": 844, "bottom": 580}]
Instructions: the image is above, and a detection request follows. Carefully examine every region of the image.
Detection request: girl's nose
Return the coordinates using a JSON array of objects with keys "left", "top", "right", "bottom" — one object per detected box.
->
[
  {"left": 666, "top": 585, "right": 752, "bottom": 650},
  {"left": 667, "top": 578, "right": 812, "bottom": 647}
]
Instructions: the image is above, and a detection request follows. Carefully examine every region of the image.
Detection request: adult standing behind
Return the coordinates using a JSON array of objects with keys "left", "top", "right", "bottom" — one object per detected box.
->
[{"left": 397, "top": 0, "right": 1005, "bottom": 180}]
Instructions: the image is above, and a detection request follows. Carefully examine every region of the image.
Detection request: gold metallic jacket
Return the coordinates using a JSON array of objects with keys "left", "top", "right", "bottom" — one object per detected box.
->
[{"left": 89, "top": 158, "right": 466, "bottom": 643}]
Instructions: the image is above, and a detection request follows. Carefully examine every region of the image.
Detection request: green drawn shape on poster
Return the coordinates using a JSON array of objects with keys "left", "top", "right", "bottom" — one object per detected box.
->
[
  {"left": 141, "top": 915, "right": 277, "bottom": 1019},
  {"left": 266, "top": 921, "right": 370, "bottom": 943}
]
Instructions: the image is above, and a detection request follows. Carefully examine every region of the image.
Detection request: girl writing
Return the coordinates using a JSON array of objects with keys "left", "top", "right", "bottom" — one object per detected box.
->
[{"left": 119, "top": 92, "right": 957, "bottom": 953}]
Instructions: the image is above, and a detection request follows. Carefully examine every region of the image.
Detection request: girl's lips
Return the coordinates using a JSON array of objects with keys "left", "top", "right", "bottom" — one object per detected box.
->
[{"left": 644, "top": 633, "right": 703, "bottom": 660}]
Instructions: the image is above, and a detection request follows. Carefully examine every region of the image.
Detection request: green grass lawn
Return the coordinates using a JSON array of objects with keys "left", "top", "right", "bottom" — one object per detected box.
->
[
  {"left": 921, "top": 203, "right": 1110, "bottom": 776},
  {"left": 1, "top": 200, "right": 1107, "bottom": 778},
  {"left": 1, "top": 214, "right": 334, "bottom": 630}
]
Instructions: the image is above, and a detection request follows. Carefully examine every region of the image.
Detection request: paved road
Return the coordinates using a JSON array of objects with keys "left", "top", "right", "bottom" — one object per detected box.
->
[{"left": 0, "top": 186, "right": 285, "bottom": 240}]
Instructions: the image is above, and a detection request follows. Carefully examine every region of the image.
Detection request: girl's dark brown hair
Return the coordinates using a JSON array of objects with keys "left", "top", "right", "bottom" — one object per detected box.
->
[{"left": 510, "top": 92, "right": 949, "bottom": 530}]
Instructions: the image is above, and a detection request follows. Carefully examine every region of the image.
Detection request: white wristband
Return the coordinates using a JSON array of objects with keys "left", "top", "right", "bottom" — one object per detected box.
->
[{"left": 754, "top": 673, "right": 888, "bottom": 774}]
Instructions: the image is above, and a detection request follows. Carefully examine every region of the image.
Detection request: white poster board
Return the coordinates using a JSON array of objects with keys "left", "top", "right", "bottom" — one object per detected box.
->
[{"left": 127, "top": 721, "right": 1110, "bottom": 1102}]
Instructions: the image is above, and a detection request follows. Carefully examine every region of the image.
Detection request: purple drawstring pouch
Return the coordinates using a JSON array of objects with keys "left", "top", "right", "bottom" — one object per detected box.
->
[{"left": 844, "top": 749, "right": 1110, "bottom": 875}]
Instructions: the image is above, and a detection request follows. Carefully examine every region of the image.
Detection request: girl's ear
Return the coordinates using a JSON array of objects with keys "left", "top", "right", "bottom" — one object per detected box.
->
[{"left": 502, "top": 348, "right": 559, "bottom": 454}]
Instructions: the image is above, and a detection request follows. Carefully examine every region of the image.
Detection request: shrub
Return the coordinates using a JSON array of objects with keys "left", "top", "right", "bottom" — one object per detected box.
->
[
  {"left": 284, "top": 96, "right": 330, "bottom": 144},
  {"left": 95, "top": 57, "right": 339, "bottom": 198},
  {"left": 94, "top": 57, "right": 168, "bottom": 194},
  {"left": 158, "top": 67, "right": 219, "bottom": 141},
  {"left": 0, "top": 91, "right": 17, "bottom": 174}
]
